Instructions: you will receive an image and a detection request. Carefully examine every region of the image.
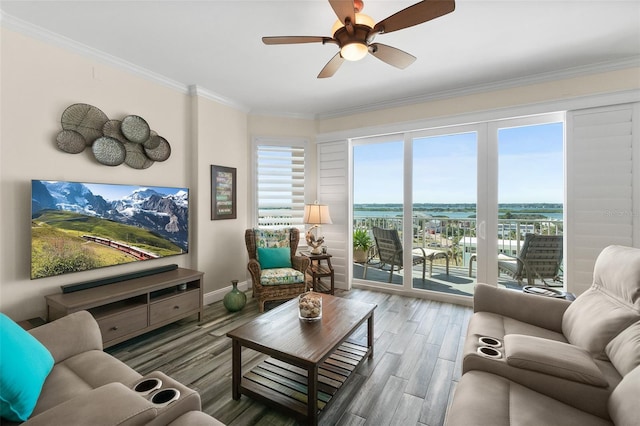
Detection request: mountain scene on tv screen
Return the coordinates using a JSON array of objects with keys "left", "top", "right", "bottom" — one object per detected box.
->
[{"left": 31, "top": 180, "right": 188, "bottom": 279}]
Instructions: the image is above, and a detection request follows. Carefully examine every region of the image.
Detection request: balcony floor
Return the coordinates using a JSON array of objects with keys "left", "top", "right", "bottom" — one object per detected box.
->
[{"left": 352, "top": 261, "right": 558, "bottom": 297}]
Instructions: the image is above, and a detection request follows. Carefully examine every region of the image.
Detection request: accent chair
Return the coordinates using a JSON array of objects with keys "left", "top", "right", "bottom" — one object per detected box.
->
[{"left": 245, "top": 228, "right": 310, "bottom": 312}]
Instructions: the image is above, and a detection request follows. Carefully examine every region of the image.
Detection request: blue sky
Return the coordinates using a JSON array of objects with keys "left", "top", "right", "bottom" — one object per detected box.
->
[
  {"left": 497, "top": 122, "right": 563, "bottom": 203},
  {"left": 353, "top": 122, "right": 563, "bottom": 204}
]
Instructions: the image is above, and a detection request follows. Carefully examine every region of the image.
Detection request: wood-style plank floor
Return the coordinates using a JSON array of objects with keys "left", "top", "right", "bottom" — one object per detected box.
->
[{"left": 107, "top": 288, "right": 473, "bottom": 426}]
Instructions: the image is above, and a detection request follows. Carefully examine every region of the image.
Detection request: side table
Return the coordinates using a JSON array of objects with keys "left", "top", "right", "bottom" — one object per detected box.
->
[
  {"left": 523, "top": 285, "right": 575, "bottom": 301},
  {"left": 302, "top": 252, "right": 335, "bottom": 295}
]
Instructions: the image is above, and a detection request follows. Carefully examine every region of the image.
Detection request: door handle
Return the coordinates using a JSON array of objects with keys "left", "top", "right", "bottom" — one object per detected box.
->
[{"left": 478, "top": 221, "right": 486, "bottom": 239}]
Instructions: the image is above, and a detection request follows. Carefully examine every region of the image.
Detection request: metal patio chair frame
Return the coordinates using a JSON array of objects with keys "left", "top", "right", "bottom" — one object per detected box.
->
[
  {"left": 366, "top": 227, "right": 449, "bottom": 283},
  {"left": 497, "top": 233, "right": 563, "bottom": 286}
]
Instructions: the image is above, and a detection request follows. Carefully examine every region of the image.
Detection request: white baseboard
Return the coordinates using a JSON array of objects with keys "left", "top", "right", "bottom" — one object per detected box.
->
[{"left": 203, "top": 280, "right": 251, "bottom": 306}]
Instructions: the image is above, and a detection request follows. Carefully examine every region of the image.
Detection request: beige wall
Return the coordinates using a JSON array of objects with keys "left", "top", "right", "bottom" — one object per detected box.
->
[
  {"left": 191, "top": 94, "right": 249, "bottom": 293},
  {"left": 0, "top": 28, "right": 252, "bottom": 320}
]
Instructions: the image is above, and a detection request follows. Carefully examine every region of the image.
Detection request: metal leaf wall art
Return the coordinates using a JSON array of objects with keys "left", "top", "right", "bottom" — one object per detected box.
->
[{"left": 55, "top": 103, "right": 171, "bottom": 169}]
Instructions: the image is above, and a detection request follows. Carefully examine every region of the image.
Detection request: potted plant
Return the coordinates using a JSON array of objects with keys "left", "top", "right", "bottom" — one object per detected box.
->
[{"left": 353, "top": 228, "right": 372, "bottom": 263}]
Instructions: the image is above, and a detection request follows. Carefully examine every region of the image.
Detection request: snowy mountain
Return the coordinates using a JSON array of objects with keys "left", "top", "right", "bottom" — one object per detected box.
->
[
  {"left": 32, "top": 181, "right": 111, "bottom": 216},
  {"left": 31, "top": 180, "right": 189, "bottom": 250}
]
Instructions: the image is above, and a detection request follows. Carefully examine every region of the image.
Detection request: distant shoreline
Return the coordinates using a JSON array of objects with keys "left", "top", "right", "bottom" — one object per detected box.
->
[
  {"left": 355, "top": 203, "right": 562, "bottom": 212},
  {"left": 354, "top": 203, "right": 563, "bottom": 220}
]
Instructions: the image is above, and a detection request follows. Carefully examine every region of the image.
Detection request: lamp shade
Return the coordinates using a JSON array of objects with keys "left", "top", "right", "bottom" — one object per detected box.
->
[{"left": 303, "top": 203, "right": 333, "bottom": 225}]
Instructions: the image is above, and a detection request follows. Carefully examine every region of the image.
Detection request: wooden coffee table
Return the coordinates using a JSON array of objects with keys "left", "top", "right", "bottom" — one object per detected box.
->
[{"left": 226, "top": 293, "right": 376, "bottom": 425}]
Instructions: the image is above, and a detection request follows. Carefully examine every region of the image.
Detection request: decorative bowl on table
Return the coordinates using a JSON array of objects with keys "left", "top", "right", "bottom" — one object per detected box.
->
[{"left": 298, "top": 291, "right": 322, "bottom": 321}]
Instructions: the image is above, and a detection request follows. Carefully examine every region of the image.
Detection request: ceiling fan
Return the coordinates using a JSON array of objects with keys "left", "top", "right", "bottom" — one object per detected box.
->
[{"left": 262, "top": 0, "right": 455, "bottom": 78}]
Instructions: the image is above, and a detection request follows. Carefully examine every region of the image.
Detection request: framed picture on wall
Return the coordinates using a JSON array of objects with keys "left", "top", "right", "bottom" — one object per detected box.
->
[{"left": 211, "top": 165, "right": 237, "bottom": 220}]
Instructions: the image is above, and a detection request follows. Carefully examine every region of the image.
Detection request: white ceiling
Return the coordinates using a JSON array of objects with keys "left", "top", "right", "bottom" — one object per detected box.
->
[{"left": 2, "top": 1, "right": 639, "bottom": 118}]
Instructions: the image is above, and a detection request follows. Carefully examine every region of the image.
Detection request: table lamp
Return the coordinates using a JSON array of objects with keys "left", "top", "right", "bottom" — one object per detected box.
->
[{"left": 303, "top": 202, "right": 332, "bottom": 254}]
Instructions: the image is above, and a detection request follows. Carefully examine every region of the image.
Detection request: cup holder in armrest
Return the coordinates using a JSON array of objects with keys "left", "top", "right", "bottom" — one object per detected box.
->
[
  {"left": 479, "top": 336, "right": 502, "bottom": 348},
  {"left": 477, "top": 346, "right": 502, "bottom": 359},
  {"left": 149, "top": 388, "right": 181, "bottom": 407},
  {"left": 132, "top": 378, "right": 163, "bottom": 395}
]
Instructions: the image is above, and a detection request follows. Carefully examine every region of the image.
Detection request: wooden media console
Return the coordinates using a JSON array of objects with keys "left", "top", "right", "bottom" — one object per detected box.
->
[{"left": 45, "top": 267, "right": 204, "bottom": 348}]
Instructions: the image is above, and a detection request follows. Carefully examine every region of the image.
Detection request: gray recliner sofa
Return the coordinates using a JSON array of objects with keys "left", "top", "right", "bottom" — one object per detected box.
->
[
  {"left": 445, "top": 245, "right": 640, "bottom": 425},
  {"left": 3, "top": 310, "right": 223, "bottom": 425}
]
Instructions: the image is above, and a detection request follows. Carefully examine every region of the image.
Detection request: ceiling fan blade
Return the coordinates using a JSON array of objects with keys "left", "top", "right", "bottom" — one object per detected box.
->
[
  {"left": 374, "top": 0, "right": 455, "bottom": 34},
  {"left": 262, "top": 36, "right": 331, "bottom": 45},
  {"left": 318, "top": 52, "right": 345, "bottom": 78},
  {"left": 329, "top": 0, "right": 355, "bottom": 25},
  {"left": 369, "top": 43, "right": 416, "bottom": 69}
]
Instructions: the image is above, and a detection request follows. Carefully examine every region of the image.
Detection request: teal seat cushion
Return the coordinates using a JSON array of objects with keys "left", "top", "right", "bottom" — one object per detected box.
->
[
  {"left": 0, "top": 313, "right": 54, "bottom": 422},
  {"left": 258, "top": 247, "right": 292, "bottom": 269},
  {"left": 260, "top": 268, "right": 305, "bottom": 285}
]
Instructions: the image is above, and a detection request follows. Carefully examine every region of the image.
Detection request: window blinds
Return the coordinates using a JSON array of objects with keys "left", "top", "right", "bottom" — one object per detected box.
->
[{"left": 256, "top": 144, "right": 306, "bottom": 228}]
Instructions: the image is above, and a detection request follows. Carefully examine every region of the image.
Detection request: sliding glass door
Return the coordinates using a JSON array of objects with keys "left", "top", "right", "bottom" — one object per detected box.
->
[
  {"left": 352, "top": 136, "right": 404, "bottom": 285},
  {"left": 495, "top": 119, "right": 564, "bottom": 288},
  {"left": 351, "top": 113, "right": 565, "bottom": 298},
  {"left": 412, "top": 131, "right": 478, "bottom": 295},
  {"left": 351, "top": 129, "right": 480, "bottom": 296}
]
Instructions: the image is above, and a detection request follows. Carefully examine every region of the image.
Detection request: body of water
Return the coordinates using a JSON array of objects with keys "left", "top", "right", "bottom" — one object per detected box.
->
[{"left": 355, "top": 205, "right": 563, "bottom": 221}]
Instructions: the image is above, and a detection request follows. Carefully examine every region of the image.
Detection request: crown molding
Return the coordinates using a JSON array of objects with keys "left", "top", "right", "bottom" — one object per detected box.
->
[
  {"left": 316, "top": 56, "right": 640, "bottom": 120},
  {"left": 188, "top": 85, "right": 250, "bottom": 113},
  {"left": 0, "top": 11, "right": 190, "bottom": 95},
  {"left": 248, "top": 109, "right": 316, "bottom": 120},
  {"left": 1, "top": 11, "right": 249, "bottom": 112},
  {"left": 316, "top": 88, "right": 640, "bottom": 143}
]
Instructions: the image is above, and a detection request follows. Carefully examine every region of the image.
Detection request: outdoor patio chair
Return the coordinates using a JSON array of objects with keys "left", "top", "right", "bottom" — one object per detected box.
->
[
  {"left": 497, "top": 233, "right": 563, "bottom": 286},
  {"left": 366, "top": 227, "right": 449, "bottom": 283},
  {"left": 245, "top": 228, "right": 310, "bottom": 312}
]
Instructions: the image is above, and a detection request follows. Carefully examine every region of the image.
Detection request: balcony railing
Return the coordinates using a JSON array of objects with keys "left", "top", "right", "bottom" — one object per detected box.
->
[{"left": 354, "top": 215, "right": 563, "bottom": 267}]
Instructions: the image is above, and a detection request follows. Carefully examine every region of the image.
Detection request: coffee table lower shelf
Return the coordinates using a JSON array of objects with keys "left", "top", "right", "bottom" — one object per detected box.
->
[{"left": 240, "top": 341, "right": 368, "bottom": 420}]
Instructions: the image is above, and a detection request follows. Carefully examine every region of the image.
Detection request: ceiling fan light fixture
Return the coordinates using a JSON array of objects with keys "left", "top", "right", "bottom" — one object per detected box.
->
[
  {"left": 263, "top": 0, "right": 457, "bottom": 78},
  {"left": 330, "top": 12, "right": 374, "bottom": 36},
  {"left": 330, "top": 19, "right": 342, "bottom": 36},
  {"left": 340, "top": 42, "right": 368, "bottom": 61},
  {"left": 355, "top": 12, "right": 374, "bottom": 28}
]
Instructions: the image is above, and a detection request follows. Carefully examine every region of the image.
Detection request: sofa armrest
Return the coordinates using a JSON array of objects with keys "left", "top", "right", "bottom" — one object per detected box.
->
[
  {"left": 504, "top": 334, "right": 608, "bottom": 387},
  {"left": 474, "top": 283, "right": 571, "bottom": 333},
  {"left": 168, "top": 411, "right": 225, "bottom": 426},
  {"left": 23, "top": 382, "right": 157, "bottom": 426},
  {"left": 29, "top": 311, "right": 103, "bottom": 363}
]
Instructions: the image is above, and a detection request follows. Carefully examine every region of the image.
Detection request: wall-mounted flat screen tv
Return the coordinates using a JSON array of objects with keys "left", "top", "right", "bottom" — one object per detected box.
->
[{"left": 31, "top": 180, "right": 189, "bottom": 279}]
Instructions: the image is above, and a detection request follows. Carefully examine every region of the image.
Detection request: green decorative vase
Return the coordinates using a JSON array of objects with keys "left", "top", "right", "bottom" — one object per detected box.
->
[{"left": 223, "top": 280, "right": 246, "bottom": 312}]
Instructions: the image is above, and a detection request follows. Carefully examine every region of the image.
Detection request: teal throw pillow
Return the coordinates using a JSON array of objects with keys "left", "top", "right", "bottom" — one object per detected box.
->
[
  {"left": 257, "top": 247, "right": 292, "bottom": 269},
  {"left": 0, "top": 313, "right": 54, "bottom": 422}
]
